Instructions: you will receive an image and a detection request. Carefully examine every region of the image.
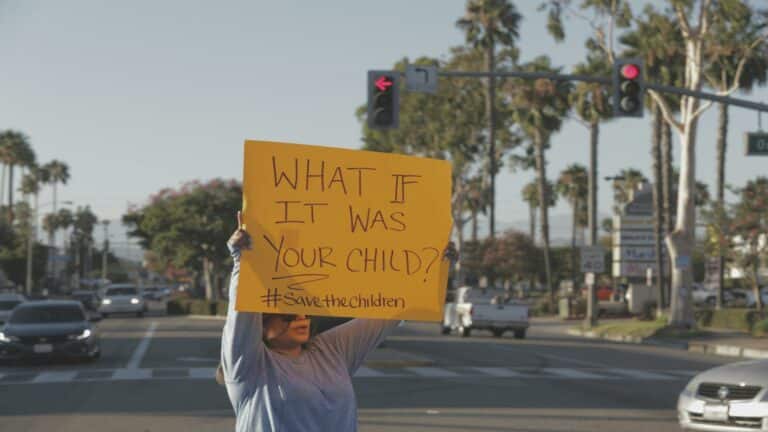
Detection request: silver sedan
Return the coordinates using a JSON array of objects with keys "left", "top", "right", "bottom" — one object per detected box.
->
[{"left": 678, "top": 359, "right": 768, "bottom": 431}]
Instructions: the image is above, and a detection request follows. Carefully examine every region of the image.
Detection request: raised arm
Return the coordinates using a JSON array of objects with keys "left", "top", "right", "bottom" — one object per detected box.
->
[
  {"left": 315, "top": 318, "right": 401, "bottom": 374},
  {"left": 220, "top": 212, "right": 264, "bottom": 390}
]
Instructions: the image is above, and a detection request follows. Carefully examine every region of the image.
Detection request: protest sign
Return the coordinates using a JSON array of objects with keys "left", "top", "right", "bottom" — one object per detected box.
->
[{"left": 237, "top": 140, "right": 453, "bottom": 321}]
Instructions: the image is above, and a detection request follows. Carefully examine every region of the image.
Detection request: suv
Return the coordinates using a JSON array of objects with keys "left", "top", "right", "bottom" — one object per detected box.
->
[{"left": 98, "top": 285, "right": 146, "bottom": 318}]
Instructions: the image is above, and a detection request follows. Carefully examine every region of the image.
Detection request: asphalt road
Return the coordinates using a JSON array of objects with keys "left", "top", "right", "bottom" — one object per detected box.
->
[{"left": 0, "top": 307, "right": 738, "bottom": 432}]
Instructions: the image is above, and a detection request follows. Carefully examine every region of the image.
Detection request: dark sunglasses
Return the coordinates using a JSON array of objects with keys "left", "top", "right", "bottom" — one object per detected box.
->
[{"left": 271, "top": 314, "right": 311, "bottom": 322}]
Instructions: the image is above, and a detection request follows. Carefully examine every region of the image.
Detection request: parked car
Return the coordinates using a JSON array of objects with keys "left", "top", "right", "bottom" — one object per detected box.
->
[
  {"left": 98, "top": 284, "right": 147, "bottom": 317},
  {"left": 678, "top": 359, "right": 768, "bottom": 431},
  {"left": 746, "top": 287, "right": 768, "bottom": 308},
  {"left": 70, "top": 290, "right": 100, "bottom": 311},
  {"left": 0, "top": 300, "right": 101, "bottom": 362},
  {"left": 142, "top": 287, "right": 163, "bottom": 301},
  {"left": 0, "top": 293, "right": 26, "bottom": 325},
  {"left": 442, "top": 286, "right": 529, "bottom": 338}
]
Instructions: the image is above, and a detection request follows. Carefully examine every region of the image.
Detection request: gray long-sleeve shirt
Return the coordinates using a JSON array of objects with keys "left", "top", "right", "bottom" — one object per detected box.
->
[{"left": 221, "top": 244, "right": 400, "bottom": 432}]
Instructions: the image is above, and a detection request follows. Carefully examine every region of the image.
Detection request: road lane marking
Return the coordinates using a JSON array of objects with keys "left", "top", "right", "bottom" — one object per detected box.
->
[
  {"left": 0, "top": 366, "right": 694, "bottom": 386},
  {"left": 30, "top": 371, "right": 78, "bottom": 383},
  {"left": 112, "top": 368, "right": 152, "bottom": 380},
  {"left": 189, "top": 368, "right": 216, "bottom": 379},
  {"left": 606, "top": 369, "right": 676, "bottom": 380},
  {"left": 354, "top": 366, "right": 389, "bottom": 377},
  {"left": 545, "top": 368, "right": 605, "bottom": 379},
  {"left": 126, "top": 321, "right": 158, "bottom": 369},
  {"left": 405, "top": 367, "right": 460, "bottom": 377},
  {"left": 470, "top": 367, "right": 525, "bottom": 377}
]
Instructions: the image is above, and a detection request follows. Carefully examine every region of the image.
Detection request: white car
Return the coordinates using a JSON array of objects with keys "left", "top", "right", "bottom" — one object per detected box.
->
[
  {"left": 0, "top": 293, "right": 26, "bottom": 325},
  {"left": 442, "top": 286, "right": 529, "bottom": 338},
  {"left": 98, "top": 285, "right": 146, "bottom": 317},
  {"left": 678, "top": 359, "right": 768, "bottom": 431},
  {"left": 746, "top": 288, "right": 768, "bottom": 308}
]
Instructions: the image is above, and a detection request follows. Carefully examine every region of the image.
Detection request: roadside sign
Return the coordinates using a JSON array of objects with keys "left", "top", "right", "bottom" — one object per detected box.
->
[
  {"left": 746, "top": 132, "right": 768, "bottom": 156},
  {"left": 585, "top": 272, "right": 595, "bottom": 285},
  {"left": 405, "top": 65, "right": 438, "bottom": 94},
  {"left": 580, "top": 246, "right": 605, "bottom": 273}
]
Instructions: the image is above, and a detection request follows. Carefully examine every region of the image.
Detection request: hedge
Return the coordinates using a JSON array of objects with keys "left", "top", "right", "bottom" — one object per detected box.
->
[
  {"left": 695, "top": 308, "right": 766, "bottom": 332},
  {"left": 753, "top": 319, "right": 768, "bottom": 337}
]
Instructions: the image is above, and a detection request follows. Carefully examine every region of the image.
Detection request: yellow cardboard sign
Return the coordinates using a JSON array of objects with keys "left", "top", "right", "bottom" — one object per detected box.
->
[{"left": 237, "top": 140, "right": 452, "bottom": 321}]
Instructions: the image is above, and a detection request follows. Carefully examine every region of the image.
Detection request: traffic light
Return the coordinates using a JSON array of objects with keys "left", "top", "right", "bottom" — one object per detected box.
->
[
  {"left": 613, "top": 59, "right": 644, "bottom": 118},
  {"left": 367, "top": 70, "right": 399, "bottom": 129}
]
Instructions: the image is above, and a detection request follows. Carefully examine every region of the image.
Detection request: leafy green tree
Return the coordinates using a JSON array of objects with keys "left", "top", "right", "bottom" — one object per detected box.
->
[
  {"left": 457, "top": 0, "right": 522, "bottom": 237},
  {"left": 611, "top": 168, "right": 647, "bottom": 212},
  {"left": 123, "top": 179, "right": 241, "bottom": 300},
  {"left": 506, "top": 56, "right": 572, "bottom": 304},
  {"left": 728, "top": 177, "right": 768, "bottom": 311},
  {"left": 481, "top": 230, "right": 540, "bottom": 283}
]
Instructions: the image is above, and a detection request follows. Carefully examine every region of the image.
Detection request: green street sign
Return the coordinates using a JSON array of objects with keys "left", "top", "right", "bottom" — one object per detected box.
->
[{"left": 746, "top": 132, "right": 768, "bottom": 156}]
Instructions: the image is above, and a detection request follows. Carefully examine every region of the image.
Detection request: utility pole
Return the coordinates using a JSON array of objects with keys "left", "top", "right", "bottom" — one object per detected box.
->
[{"left": 101, "top": 220, "right": 110, "bottom": 281}]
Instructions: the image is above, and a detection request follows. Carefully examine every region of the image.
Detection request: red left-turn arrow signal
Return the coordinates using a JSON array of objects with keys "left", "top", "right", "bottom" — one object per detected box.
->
[{"left": 375, "top": 76, "right": 393, "bottom": 92}]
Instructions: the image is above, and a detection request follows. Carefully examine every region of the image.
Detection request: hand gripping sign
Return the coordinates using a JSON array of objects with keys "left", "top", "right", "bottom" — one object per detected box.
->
[{"left": 237, "top": 140, "right": 453, "bottom": 321}]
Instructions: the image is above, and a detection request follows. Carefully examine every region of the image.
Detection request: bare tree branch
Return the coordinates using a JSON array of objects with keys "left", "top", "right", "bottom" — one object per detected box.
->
[
  {"left": 699, "top": 0, "right": 712, "bottom": 38},
  {"left": 675, "top": 4, "right": 692, "bottom": 38},
  {"left": 722, "top": 35, "right": 768, "bottom": 95},
  {"left": 690, "top": 100, "right": 714, "bottom": 121},
  {"left": 649, "top": 89, "right": 684, "bottom": 132}
]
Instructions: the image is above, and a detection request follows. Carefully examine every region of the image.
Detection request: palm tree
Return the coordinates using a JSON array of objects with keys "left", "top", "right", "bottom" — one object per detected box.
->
[
  {"left": 570, "top": 53, "right": 612, "bottom": 247},
  {"left": 457, "top": 0, "right": 521, "bottom": 237},
  {"left": 0, "top": 130, "right": 36, "bottom": 223},
  {"left": 20, "top": 169, "right": 46, "bottom": 294},
  {"left": 464, "top": 176, "right": 488, "bottom": 242},
  {"left": 44, "top": 160, "right": 70, "bottom": 215},
  {"left": 521, "top": 179, "right": 557, "bottom": 243},
  {"left": 612, "top": 169, "right": 648, "bottom": 212},
  {"left": 506, "top": 56, "right": 572, "bottom": 303},
  {"left": 556, "top": 164, "right": 588, "bottom": 281}
]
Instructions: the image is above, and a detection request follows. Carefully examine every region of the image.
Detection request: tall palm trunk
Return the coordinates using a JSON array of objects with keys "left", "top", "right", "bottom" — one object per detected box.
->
[
  {"left": 203, "top": 257, "right": 217, "bottom": 301},
  {"left": 528, "top": 203, "right": 536, "bottom": 242},
  {"left": 585, "top": 120, "right": 599, "bottom": 328},
  {"left": 7, "top": 163, "right": 14, "bottom": 223},
  {"left": 534, "top": 131, "right": 554, "bottom": 304},
  {"left": 661, "top": 121, "right": 673, "bottom": 303},
  {"left": 715, "top": 102, "right": 728, "bottom": 310},
  {"left": 652, "top": 102, "right": 666, "bottom": 312},
  {"left": 0, "top": 163, "right": 5, "bottom": 208},
  {"left": 570, "top": 200, "right": 577, "bottom": 283},
  {"left": 485, "top": 42, "right": 496, "bottom": 238}
]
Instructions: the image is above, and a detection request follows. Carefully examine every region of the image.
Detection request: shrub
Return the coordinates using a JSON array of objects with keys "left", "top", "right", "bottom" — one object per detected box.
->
[
  {"left": 753, "top": 319, "right": 768, "bottom": 337},
  {"left": 696, "top": 308, "right": 765, "bottom": 332}
]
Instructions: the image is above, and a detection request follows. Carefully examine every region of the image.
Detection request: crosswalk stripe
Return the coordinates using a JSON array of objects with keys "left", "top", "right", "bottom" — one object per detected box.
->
[
  {"left": 354, "top": 366, "right": 390, "bottom": 377},
  {"left": 545, "top": 368, "right": 605, "bottom": 379},
  {"left": 188, "top": 368, "right": 215, "bottom": 379},
  {"left": 30, "top": 371, "right": 78, "bottom": 384},
  {"left": 405, "top": 367, "right": 460, "bottom": 377},
  {"left": 470, "top": 367, "right": 525, "bottom": 377},
  {"left": 606, "top": 368, "right": 675, "bottom": 380},
  {"left": 112, "top": 369, "right": 152, "bottom": 380}
]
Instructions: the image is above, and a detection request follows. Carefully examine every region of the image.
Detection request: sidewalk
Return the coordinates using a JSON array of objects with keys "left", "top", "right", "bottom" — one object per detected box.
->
[{"left": 566, "top": 323, "right": 768, "bottom": 360}]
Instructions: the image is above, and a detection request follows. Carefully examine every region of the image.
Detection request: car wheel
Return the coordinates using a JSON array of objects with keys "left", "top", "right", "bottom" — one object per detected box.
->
[
  {"left": 459, "top": 326, "right": 471, "bottom": 337},
  {"left": 102, "top": 313, "right": 109, "bottom": 318},
  {"left": 440, "top": 326, "right": 451, "bottom": 335},
  {"left": 491, "top": 328, "right": 504, "bottom": 338},
  {"left": 136, "top": 312, "right": 144, "bottom": 318},
  {"left": 513, "top": 329, "right": 526, "bottom": 339}
]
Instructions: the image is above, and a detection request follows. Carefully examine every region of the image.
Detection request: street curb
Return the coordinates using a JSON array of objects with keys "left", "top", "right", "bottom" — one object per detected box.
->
[{"left": 567, "top": 328, "right": 768, "bottom": 359}]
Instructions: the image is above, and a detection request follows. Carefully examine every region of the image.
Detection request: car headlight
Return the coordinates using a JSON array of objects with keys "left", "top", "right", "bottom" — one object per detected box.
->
[
  {"left": 130, "top": 298, "right": 140, "bottom": 304},
  {"left": 0, "top": 332, "right": 19, "bottom": 343},
  {"left": 102, "top": 299, "right": 112, "bottom": 305},
  {"left": 68, "top": 329, "right": 92, "bottom": 341}
]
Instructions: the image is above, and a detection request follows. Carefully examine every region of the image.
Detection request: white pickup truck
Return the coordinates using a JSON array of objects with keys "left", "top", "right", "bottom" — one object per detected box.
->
[{"left": 442, "top": 286, "right": 530, "bottom": 339}]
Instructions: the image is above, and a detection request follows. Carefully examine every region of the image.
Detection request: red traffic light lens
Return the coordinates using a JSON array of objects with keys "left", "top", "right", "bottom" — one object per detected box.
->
[{"left": 621, "top": 64, "right": 640, "bottom": 80}]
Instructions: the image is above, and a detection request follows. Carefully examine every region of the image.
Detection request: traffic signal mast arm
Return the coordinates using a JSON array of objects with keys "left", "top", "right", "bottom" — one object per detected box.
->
[{"left": 434, "top": 70, "right": 768, "bottom": 113}]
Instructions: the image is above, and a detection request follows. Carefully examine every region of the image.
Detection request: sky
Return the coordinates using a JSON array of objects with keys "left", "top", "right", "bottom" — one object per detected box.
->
[{"left": 1, "top": 0, "right": 767, "bottom": 256}]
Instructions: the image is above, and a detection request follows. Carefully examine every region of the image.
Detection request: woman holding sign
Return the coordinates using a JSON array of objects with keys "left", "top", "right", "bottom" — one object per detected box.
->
[{"left": 220, "top": 212, "right": 455, "bottom": 432}]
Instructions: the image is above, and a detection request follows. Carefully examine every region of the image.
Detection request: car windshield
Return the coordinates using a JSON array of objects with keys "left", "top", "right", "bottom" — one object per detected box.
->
[
  {"left": 106, "top": 288, "right": 138, "bottom": 296},
  {"left": 10, "top": 305, "right": 85, "bottom": 323},
  {"left": 0, "top": 301, "right": 21, "bottom": 311}
]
